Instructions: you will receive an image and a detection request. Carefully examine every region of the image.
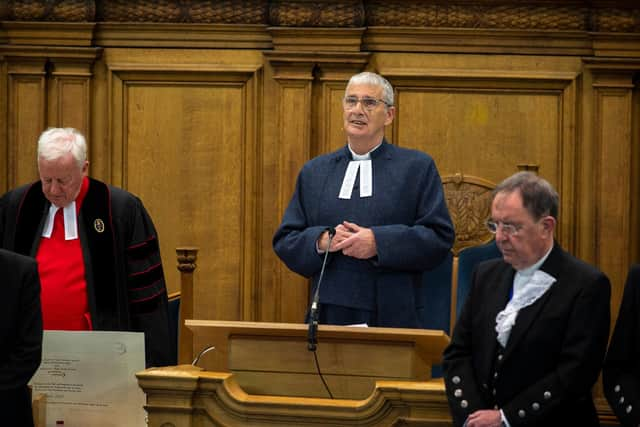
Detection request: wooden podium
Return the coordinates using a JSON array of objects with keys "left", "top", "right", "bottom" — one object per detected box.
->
[{"left": 137, "top": 320, "right": 452, "bottom": 426}]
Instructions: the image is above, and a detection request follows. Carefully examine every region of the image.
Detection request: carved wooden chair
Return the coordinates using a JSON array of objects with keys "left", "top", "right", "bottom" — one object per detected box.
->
[{"left": 417, "top": 174, "right": 499, "bottom": 338}]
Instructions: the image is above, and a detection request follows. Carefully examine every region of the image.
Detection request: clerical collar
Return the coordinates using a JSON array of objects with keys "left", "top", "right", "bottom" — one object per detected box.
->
[
  {"left": 41, "top": 177, "right": 90, "bottom": 240},
  {"left": 42, "top": 203, "right": 78, "bottom": 240},
  {"left": 348, "top": 142, "right": 381, "bottom": 160},
  {"left": 339, "top": 143, "right": 381, "bottom": 199}
]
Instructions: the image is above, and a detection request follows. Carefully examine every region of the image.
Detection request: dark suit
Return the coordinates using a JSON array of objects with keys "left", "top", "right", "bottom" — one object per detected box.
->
[
  {"left": 0, "top": 249, "right": 43, "bottom": 427},
  {"left": 603, "top": 264, "right": 640, "bottom": 426},
  {"left": 443, "top": 243, "right": 610, "bottom": 426}
]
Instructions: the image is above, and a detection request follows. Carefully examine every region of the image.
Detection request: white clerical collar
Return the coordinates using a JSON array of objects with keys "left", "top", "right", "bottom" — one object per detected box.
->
[
  {"left": 347, "top": 142, "right": 381, "bottom": 160},
  {"left": 338, "top": 143, "right": 382, "bottom": 200},
  {"left": 41, "top": 202, "right": 79, "bottom": 240}
]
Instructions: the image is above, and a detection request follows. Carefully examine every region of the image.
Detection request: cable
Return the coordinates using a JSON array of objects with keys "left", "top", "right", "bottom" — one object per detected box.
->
[{"left": 312, "top": 349, "right": 334, "bottom": 399}]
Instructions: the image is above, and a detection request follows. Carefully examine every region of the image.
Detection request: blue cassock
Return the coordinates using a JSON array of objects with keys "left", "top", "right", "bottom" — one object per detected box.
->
[{"left": 273, "top": 140, "right": 455, "bottom": 328}]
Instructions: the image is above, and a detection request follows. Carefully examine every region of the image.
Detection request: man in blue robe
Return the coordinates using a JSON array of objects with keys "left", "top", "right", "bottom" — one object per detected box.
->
[{"left": 273, "top": 72, "right": 454, "bottom": 328}]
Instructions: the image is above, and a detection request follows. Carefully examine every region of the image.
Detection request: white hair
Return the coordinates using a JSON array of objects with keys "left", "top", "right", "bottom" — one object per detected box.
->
[
  {"left": 345, "top": 72, "right": 394, "bottom": 107},
  {"left": 37, "top": 127, "right": 87, "bottom": 169}
]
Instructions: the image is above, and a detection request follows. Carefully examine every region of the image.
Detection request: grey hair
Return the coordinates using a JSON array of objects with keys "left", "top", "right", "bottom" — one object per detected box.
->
[
  {"left": 346, "top": 72, "right": 394, "bottom": 107},
  {"left": 493, "top": 171, "right": 559, "bottom": 220},
  {"left": 37, "top": 128, "right": 87, "bottom": 169}
]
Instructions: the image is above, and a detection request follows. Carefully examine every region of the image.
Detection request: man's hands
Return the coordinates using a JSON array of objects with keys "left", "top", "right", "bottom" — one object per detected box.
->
[
  {"left": 317, "top": 221, "right": 377, "bottom": 259},
  {"left": 465, "top": 410, "right": 502, "bottom": 427}
]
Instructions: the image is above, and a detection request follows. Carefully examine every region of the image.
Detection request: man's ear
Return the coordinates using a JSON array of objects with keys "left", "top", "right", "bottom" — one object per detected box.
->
[
  {"left": 542, "top": 216, "right": 556, "bottom": 234},
  {"left": 384, "top": 106, "right": 395, "bottom": 126}
]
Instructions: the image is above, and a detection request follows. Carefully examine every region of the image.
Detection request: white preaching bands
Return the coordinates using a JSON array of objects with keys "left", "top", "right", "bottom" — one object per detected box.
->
[
  {"left": 41, "top": 202, "right": 79, "bottom": 240},
  {"left": 338, "top": 144, "right": 379, "bottom": 199}
]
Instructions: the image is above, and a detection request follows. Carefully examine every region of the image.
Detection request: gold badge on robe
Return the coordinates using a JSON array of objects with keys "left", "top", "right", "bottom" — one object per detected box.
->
[{"left": 94, "top": 218, "right": 105, "bottom": 233}]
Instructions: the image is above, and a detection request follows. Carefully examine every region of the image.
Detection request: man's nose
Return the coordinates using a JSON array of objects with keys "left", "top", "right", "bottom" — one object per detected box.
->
[
  {"left": 49, "top": 182, "right": 62, "bottom": 193},
  {"left": 495, "top": 226, "right": 509, "bottom": 241}
]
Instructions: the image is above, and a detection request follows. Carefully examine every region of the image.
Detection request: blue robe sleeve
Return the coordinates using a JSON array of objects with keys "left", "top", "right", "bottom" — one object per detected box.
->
[
  {"left": 273, "top": 168, "right": 328, "bottom": 278},
  {"left": 372, "top": 156, "right": 454, "bottom": 271}
]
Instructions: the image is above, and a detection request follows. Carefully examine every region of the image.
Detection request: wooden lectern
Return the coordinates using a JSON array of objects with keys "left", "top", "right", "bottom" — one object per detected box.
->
[
  {"left": 187, "top": 320, "right": 447, "bottom": 399},
  {"left": 137, "top": 320, "right": 453, "bottom": 426}
]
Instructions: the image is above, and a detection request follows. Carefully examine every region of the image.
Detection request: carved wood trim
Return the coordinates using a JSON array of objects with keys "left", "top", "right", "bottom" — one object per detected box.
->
[
  {"left": 176, "top": 247, "right": 198, "bottom": 365},
  {"left": 442, "top": 173, "right": 497, "bottom": 255}
]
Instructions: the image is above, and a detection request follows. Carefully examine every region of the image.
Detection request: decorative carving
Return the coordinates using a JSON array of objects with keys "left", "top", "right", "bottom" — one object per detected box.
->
[
  {"left": 96, "top": 0, "right": 268, "bottom": 23},
  {"left": 593, "top": 8, "right": 640, "bottom": 33},
  {"left": 1, "top": 0, "right": 639, "bottom": 34},
  {"left": 442, "top": 174, "right": 496, "bottom": 254},
  {"left": 4, "top": 0, "right": 95, "bottom": 22},
  {"left": 269, "top": 0, "right": 364, "bottom": 27},
  {"left": 367, "top": 2, "right": 588, "bottom": 30},
  {"left": 176, "top": 247, "right": 198, "bottom": 273}
]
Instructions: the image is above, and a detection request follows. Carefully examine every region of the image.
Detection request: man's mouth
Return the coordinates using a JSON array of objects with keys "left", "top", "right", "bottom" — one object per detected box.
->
[{"left": 350, "top": 120, "right": 367, "bottom": 126}]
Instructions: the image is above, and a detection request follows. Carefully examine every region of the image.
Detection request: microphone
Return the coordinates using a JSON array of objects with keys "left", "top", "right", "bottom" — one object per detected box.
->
[
  {"left": 308, "top": 227, "right": 336, "bottom": 351},
  {"left": 192, "top": 345, "right": 216, "bottom": 366}
]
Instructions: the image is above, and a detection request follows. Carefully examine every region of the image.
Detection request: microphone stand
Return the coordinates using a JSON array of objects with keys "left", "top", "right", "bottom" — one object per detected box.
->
[{"left": 308, "top": 227, "right": 335, "bottom": 352}]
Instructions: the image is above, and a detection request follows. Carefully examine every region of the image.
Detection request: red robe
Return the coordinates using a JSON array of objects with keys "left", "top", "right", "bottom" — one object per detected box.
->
[{"left": 36, "top": 177, "right": 91, "bottom": 330}]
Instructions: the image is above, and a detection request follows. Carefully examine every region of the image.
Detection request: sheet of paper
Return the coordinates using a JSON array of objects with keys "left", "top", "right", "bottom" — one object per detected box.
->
[{"left": 29, "top": 330, "right": 146, "bottom": 427}]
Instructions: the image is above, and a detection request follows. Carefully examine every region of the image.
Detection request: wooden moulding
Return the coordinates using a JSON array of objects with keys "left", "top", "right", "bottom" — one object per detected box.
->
[
  {"left": 94, "top": 22, "right": 272, "bottom": 49},
  {"left": 137, "top": 364, "right": 452, "bottom": 426},
  {"left": 268, "top": 27, "right": 366, "bottom": 52},
  {"left": 0, "top": 21, "right": 95, "bottom": 47}
]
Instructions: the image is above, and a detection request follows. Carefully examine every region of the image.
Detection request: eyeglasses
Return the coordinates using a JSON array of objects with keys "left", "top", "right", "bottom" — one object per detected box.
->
[
  {"left": 343, "top": 96, "right": 392, "bottom": 111},
  {"left": 486, "top": 220, "right": 523, "bottom": 237}
]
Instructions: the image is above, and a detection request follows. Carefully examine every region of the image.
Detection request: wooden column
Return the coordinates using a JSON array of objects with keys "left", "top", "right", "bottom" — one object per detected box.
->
[
  {"left": 583, "top": 59, "right": 640, "bottom": 422},
  {"left": 176, "top": 246, "right": 198, "bottom": 364}
]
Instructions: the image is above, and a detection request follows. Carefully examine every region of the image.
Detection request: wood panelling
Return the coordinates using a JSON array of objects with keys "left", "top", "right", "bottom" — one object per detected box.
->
[
  {"left": 1, "top": 3, "right": 640, "bottom": 420},
  {"left": 591, "top": 67, "right": 636, "bottom": 311},
  {"left": 6, "top": 58, "right": 46, "bottom": 187},
  {"left": 48, "top": 59, "right": 94, "bottom": 134},
  {"left": 383, "top": 67, "right": 579, "bottom": 251},
  {"left": 105, "top": 54, "right": 262, "bottom": 327}
]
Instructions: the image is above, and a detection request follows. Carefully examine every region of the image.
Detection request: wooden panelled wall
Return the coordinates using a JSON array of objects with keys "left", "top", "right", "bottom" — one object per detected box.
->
[{"left": 1, "top": 0, "right": 639, "bottom": 418}]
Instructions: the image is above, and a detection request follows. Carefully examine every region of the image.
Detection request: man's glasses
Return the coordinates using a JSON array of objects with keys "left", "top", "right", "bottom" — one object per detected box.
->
[
  {"left": 343, "top": 96, "right": 392, "bottom": 111},
  {"left": 486, "top": 220, "right": 523, "bottom": 237}
]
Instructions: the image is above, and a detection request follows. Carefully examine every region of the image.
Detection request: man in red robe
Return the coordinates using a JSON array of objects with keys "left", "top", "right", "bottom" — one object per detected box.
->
[{"left": 0, "top": 127, "right": 172, "bottom": 367}]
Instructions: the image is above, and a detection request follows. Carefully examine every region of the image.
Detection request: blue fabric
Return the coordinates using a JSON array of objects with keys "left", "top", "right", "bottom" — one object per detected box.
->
[
  {"left": 418, "top": 250, "right": 453, "bottom": 332},
  {"left": 273, "top": 141, "right": 454, "bottom": 328},
  {"left": 456, "top": 240, "right": 502, "bottom": 319},
  {"left": 417, "top": 251, "right": 454, "bottom": 378}
]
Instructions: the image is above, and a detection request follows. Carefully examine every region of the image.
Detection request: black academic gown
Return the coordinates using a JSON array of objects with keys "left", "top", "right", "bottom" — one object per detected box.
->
[
  {"left": 603, "top": 264, "right": 640, "bottom": 426},
  {"left": 0, "top": 249, "right": 42, "bottom": 427},
  {"left": 443, "top": 243, "right": 610, "bottom": 427},
  {"left": 0, "top": 178, "right": 173, "bottom": 367}
]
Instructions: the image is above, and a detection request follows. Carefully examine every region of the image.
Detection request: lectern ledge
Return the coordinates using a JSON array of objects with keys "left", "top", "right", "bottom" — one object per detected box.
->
[{"left": 137, "top": 320, "right": 452, "bottom": 426}]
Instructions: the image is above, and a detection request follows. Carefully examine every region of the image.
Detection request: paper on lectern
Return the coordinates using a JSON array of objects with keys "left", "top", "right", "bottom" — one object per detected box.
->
[{"left": 29, "top": 330, "right": 146, "bottom": 427}]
